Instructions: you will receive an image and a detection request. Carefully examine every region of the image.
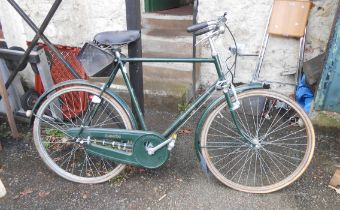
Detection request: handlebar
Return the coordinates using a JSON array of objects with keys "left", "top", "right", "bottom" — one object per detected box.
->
[
  {"left": 187, "top": 22, "right": 209, "bottom": 33},
  {"left": 187, "top": 12, "right": 227, "bottom": 36},
  {"left": 193, "top": 27, "right": 212, "bottom": 36}
]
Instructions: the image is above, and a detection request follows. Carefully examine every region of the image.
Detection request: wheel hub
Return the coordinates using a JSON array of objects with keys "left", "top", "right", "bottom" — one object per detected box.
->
[{"left": 252, "top": 138, "right": 261, "bottom": 148}]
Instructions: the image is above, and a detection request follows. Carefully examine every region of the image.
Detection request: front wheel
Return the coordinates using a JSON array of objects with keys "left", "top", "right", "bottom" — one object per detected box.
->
[
  {"left": 33, "top": 85, "right": 133, "bottom": 184},
  {"left": 200, "top": 90, "right": 315, "bottom": 193}
]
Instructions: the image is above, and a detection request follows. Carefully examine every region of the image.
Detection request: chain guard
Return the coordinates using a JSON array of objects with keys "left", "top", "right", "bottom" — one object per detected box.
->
[
  {"left": 67, "top": 128, "right": 169, "bottom": 168},
  {"left": 133, "top": 134, "right": 169, "bottom": 169}
]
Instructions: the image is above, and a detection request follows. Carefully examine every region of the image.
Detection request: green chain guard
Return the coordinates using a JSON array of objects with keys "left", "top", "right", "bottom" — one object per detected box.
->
[
  {"left": 66, "top": 128, "right": 169, "bottom": 169},
  {"left": 133, "top": 134, "right": 169, "bottom": 168}
]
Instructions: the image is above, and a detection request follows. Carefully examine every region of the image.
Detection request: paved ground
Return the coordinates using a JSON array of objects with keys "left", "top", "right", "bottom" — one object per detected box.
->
[{"left": 0, "top": 109, "right": 339, "bottom": 210}]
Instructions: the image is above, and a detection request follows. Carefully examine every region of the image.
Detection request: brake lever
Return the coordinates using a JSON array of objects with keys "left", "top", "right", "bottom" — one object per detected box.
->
[
  {"left": 195, "top": 29, "right": 220, "bottom": 46},
  {"left": 218, "top": 12, "right": 228, "bottom": 23},
  {"left": 194, "top": 12, "right": 228, "bottom": 46}
]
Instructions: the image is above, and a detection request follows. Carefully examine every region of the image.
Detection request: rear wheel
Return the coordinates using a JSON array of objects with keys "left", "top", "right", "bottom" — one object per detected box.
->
[
  {"left": 200, "top": 90, "right": 315, "bottom": 193},
  {"left": 33, "top": 85, "right": 133, "bottom": 184}
]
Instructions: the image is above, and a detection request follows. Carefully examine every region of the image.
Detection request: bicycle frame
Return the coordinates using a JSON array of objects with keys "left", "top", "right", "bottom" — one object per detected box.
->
[
  {"left": 7, "top": 0, "right": 253, "bottom": 143},
  {"left": 96, "top": 47, "right": 252, "bottom": 142},
  {"left": 120, "top": 56, "right": 218, "bottom": 139}
]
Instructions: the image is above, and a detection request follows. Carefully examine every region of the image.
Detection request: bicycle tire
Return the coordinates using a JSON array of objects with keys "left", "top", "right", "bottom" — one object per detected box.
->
[
  {"left": 200, "top": 89, "right": 315, "bottom": 193},
  {"left": 33, "top": 85, "right": 133, "bottom": 184}
]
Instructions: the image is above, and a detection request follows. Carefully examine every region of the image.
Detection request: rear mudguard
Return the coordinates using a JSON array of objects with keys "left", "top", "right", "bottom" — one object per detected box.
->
[
  {"left": 29, "top": 79, "right": 138, "bottom": 129},
  {"left": 194, "top": 82, "right": 264, "bottom": 161}
]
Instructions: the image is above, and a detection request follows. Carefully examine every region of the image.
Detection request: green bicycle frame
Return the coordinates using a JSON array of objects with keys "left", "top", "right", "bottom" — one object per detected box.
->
[{"left": 89, "top": 52, "right": 255, "bottom": 144}]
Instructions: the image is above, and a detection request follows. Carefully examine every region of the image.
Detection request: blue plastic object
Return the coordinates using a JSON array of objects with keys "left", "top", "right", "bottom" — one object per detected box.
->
[{"left": 296, "top": 75, "right": 314, "bottom": 113}]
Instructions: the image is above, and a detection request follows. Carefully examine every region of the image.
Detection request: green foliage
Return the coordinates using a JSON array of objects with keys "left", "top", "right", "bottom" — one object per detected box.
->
[
  {"left": 177, "top": 101, "right": 190, "bottom": 113},
  {"left": 44, "top": 128, "right": 65, "bottom": 149},
  {"left": 109, "top": 175, "right": 126, "bottom": 187},
  {"left": 43, "top": 141, "right": 51, "bottom": 149},
  {"left": 0, "top": 122, "right": 11, "bottom": 138},
  {"left": 45, "top": 128, "right": 64, "bottom": 138}
]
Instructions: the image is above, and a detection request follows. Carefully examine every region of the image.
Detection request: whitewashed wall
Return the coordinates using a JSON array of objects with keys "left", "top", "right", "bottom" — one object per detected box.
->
[
  {"left": 0, "top": 0, "right": 127, "bottom": 86},
  {"left": 0, "top": 0, "right": 127, "bottom": 46},
  {"left": 0, "top": 0, "right": 337, "bottom": 92},
  {"left": 197, "top": 0, "right": 338, "bottom": 94}
]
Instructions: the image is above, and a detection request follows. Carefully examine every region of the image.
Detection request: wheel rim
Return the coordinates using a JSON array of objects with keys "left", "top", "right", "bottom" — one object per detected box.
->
[
  {"left": 33, "top": 86, "right": 132, "bottom": 183},
  {"left": 201, "top": 90, "right": 315, "bottom": 193}
]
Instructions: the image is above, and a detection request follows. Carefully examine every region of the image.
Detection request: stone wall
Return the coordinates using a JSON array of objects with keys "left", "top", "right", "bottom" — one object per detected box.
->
[
  {"left": 0, "top": 0, "right": 337, "bottom": 92},
  {"left": 0, "top": 0, "right": 127, "bottom": 46},
  {"left": 197, "top": 0, "right": 338, "bottom": 94},
  {"left": 0, "top": 0, "right": 127, "bottom": 87}
]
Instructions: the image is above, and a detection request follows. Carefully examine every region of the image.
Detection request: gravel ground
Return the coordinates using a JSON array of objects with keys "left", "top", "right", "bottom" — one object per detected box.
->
[{"left": 0, "top": 109, "right": 339, "bottom": 210}]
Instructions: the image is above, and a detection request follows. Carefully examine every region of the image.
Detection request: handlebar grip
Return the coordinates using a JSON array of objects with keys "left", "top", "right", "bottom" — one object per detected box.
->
[
  {"left": 194, "top": 27, "right": 211, "bottom": 36},
  {"left": 187, "top": 22, "right": 209, "bottom": 33}
]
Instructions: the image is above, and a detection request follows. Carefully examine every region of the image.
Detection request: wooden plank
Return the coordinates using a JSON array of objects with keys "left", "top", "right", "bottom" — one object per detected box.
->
[
  {"left": 268, "top": 0, "right": 313, "bottom": 38},
  {"left": 0, "top": 67, "right": 19, "bottom": 139},
  {"left": 0, "top": 178, "right": 6, "bottom": 198},
  {"left": 329, "top": 169, "right": 340, "bottom": 194}
]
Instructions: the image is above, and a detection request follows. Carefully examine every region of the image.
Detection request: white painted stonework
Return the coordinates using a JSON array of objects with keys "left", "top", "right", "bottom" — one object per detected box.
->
[
  {"left": 0, "top": 0, "right": 127, "bottom": 46},
  {"left": 0, "top": 0, "right": 127, "bottom": 86},
  {"left": 197, "top": 0, "right": 338, "bottom": 94},
  {"left": 0, "top": 0, "right": 337, "bottom": 94}
]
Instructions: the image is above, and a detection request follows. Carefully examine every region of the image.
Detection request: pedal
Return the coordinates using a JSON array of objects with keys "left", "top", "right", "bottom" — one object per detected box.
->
[{"left": 168, "top": 133, "right": 177, "bottom": 151}]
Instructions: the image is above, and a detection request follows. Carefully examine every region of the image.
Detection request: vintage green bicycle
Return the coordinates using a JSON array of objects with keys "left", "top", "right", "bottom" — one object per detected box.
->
[{"left": 31, "top": 13, "right": 315, "bottom": 193}]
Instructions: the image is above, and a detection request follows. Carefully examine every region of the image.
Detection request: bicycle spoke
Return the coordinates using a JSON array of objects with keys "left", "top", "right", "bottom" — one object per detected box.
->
[
  {"left": 248, "top": 97, "right": 258, "bottom": 138},
  {"left": 234, "top": 150, "right": 253, "bottom": 183},
  {"left": 34, "top": 86, "right": 130, "bottom": 183},
  {"left": 223, "top": 148, "right": 251, "bottom": 175},
  {"left": 201, "top": 90, "right": 314, "bottom": 192}
]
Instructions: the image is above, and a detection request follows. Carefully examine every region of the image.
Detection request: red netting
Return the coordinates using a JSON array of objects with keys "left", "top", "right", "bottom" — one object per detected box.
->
[
  {"left": 46, "top": 45, "right": 87, "bottom": 83},
  {"left": 34, "top": 44, "right": 88, "bottom": 119}
]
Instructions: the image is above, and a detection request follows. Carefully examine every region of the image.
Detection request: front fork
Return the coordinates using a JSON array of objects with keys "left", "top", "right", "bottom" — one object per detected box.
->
[
  {"left": 221, "top": 82, "right": 255, "bottom": 145},
  {"left": 211, "top": 48, "right": 255, "bottom": 145}
]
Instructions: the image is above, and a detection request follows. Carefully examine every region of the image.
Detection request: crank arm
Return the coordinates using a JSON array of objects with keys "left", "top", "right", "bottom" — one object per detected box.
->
[
  {"left": 147, "top": 138, "right": 172, "bottom": 155},
  {"left": 147, "top": 133, "right": 177, "bottom": 155}
]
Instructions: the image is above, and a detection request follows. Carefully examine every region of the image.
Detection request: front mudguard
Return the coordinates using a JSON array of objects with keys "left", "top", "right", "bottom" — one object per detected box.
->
[
  {"left": 194, "top": 82, "right": 264, "bottom": 161},
  {"left": 29, "top": 79, "right": 138, "bottom": 129}
]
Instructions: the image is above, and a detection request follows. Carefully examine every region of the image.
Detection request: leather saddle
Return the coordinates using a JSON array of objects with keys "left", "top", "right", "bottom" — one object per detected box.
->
[{"left": 93, "top": 30, "right": 140, "bottom": 46}]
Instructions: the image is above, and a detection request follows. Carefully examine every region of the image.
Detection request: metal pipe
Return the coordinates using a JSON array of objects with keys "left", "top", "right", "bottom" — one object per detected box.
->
[
  {"left": 296, "top": 27, "right": 307, "bottom": 86},
  {"left": 252, "top": 5, "right": 273, "bottom": 81},
  {"left": 253, "top": 33, "right": 269, "bottom": 81},
  {"left": 3, "top": 0, "right": 64, "bottom": 92},
  {"left": 121, "top": 57, "right": 214, "bottom": 63},
  {"left": 0, "top": 49, "right": 40, "bottom": 63},
  {"left": 192, "top": 0, "right": 199, "bottom": 99},
  {"left": 119, "top": 61, "right": 147, "bottom": 131},
  {"left": 125, "top": 0, "right": 144, "bottom": 118},
  {"left": 1, "top": 0, "right": 74, "bottom": 101},
  {"left": 7, "top": 0, "right": 80, "bottom": 80},
  {"left": 162, "top": 83, "right": 216, "bottom": 138}
]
